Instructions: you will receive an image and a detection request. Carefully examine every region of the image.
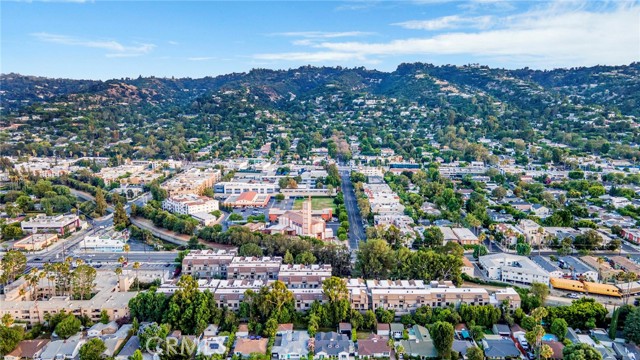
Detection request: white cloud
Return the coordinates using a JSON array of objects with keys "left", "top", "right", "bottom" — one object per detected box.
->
[
  {"left": 255, "top": 2, "right": 640, "bottom": 68},
  {"left": 188, "top": 57, "right": 217, "bottom": 61},
  {"left": 270, "top": 31, "right": 374, "bottom": 39},
  {"left": 32, "top": 32, "right": 155, "bottom": 57},
  {"left": 393, "top": 15, "right": 494, "bottom": 30}
]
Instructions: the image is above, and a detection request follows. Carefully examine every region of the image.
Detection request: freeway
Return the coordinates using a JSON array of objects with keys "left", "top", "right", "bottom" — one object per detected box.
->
[{"left": 340, "top": 170, "right": 366, "bottom": 251}]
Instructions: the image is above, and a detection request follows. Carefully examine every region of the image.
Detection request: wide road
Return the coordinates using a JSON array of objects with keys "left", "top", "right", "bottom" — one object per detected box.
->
[{"left": 340, "top": 170, "right": 366, "bottom": 251}]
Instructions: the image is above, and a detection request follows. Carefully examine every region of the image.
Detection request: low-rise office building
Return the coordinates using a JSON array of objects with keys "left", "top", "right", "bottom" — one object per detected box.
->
[
  {"left": 21, "top": 214, "right": 80, "bottom": 236},
  {"left": 12, "top": 233, "right": 58, "bottom": 251}
]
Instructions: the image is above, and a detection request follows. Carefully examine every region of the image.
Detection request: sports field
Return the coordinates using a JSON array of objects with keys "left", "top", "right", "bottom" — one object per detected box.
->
[{"left": 292, "top": 197, "right": 336, "bottom": 211}]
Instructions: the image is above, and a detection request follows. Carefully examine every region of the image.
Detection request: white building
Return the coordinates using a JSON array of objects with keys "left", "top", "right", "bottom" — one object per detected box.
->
[
  {"left": 79, "top": 231, "right": 128, "bottom": 252},
  {"left": 162, "top": 194, "right": 219, "bottom": 215},
  {"left": 479, "top": 253, "right": 550, "bottom": 286}
]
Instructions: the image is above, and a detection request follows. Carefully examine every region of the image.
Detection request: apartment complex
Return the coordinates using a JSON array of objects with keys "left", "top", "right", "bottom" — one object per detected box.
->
[
  {"left": 162, "top": 194, "right": 219, "bottom": 215},
  {"left": 228, "top": 256, "right": 283, "bottom": 280},
  {"left": 21, "top": 214, "right": 80, "bottom": 236},
  {"left": 278, "top": 264, "right": 332, "bottom": 289},
  {"left": 479, "top": 253, "right": 550, "bottom": 286},
  {"left": 161, "top": 168, "right": 221, "bottom": 196},
  {"left": 181, "top": 249, "right": 238, "bottom": 279}
]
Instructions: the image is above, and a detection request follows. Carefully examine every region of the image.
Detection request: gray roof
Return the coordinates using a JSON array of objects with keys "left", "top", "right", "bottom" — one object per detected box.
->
[
  {"left": 531, "top": 256, "right": 562, "bottom": 273},
  {"left": 272, "top": 331, "right": 309, "bottom": 357},
  {"left": 493, "top": 324, "right": 511, "bottom": 335},
  {"left": 566, "top": 328, "right": 580, "bottom": 344},
  {"left": 400, "top": 325, "right": 438, "bottom": 359},
  {"left": 390, "top": 323, "right": 404, "bottom": 332},
  {"left": 559, "top": 256, "right": 594, "bottom": 275},
  {"left": 314, "top": 332, "right": 352, "bottom": 355},
  {"left": 482, "top": 339, "right": 521, "bottom": 359},
  {"left": 452, "top": 341, "right": 475, "bottom": 356},
  {"left": 40, "top": 339, "right": 83, "bottom": 360},
  {"left": 115, "top": 336, "right": 140, "bottom": 359}
]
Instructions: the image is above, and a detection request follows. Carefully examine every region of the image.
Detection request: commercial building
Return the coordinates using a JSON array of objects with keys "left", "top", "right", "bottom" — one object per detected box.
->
[
  {"left": 223, "top": 191, "right": 271, "bottom": 208},
  {"left": 162, "top": 194, "right": 219, "bottom": 215},
  {"left": 214, "top": 181, "right": 279, "bottom": 195},
  {"left": 21, "top": 214, "right": 80, "bottom": 236},
  {"left": 12, "top": 233, "right": 58, "bottom": 251},
  {"left": 162, "top": 168, "right": 221, "bottom": 196},
  {"left": 78, "top": 231, "right": 128, "bottom": 252},
  {"left": 479, "top": 253, "right": 550, "bottom": 286}
]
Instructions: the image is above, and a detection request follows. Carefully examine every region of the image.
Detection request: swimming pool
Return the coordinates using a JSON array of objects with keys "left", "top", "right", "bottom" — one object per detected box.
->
[{"left": 541, "top": 334, "right": 558, "bottom": 341}]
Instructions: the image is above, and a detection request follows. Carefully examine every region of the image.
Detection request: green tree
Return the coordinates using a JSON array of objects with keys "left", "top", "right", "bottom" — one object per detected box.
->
[
  {"left": 1, "top": 224, "right": 23, "bottom": 240},
  {"left": 72, "top": 264, "right": 97, "bottom": 300},
  {"left": 624, "top": 307, "right": 640, "bottom": 344},
  {"left": 431, "top": 321, "right": 454, "bottom": 360},
  {"left": 516, "top": 242, "right": 532, "bottom": 256},
  {"left": 0, "top": 250, "right": 27, "bottom": 284},
  {"left": 100, "top": 309, "right": 109, "bottom": 324},
  {"left": 94, "top": 187, "right": 107, "bottom": 216},
  {"left": 466, "top": 346, "right": 484, "bottom": 360},
  {"left": 0, "top": 325, "right": 24, "bottom": 356},
  {"left": 283, "top": 250, "right": 294, "bottom": 264},
  {"left": 530, "top": 283, "right": 550, "bottom": 303},
  {"left": 113, "top": 201, "right": 130, "bottom": 230},
  {"left": 239, "top": 243, "right": 264, "bottom": 257},
  {"left": 54, "top": 314, "right": 81, "bottom": 339},
  {"left": 79, "top": 338, "right": 106, "bottom": 360},
  {"left": 129, "top": 349, "right": 144, "bottom": 360},
  {"left": 295, "top": 251, "right": 317, "bottom": 265},
  {"left": 421, "top": 227, "right": 444, "bottom": 248},
  {"left": 550, "top": 318, "right": 568, "bottom": 341},
  {"left": 356, "top": 239, "right": 394, "bottom": 279},
  {"left": 323, "top": 277, "right": 350, "bottom": 325},
  {"left": 472, "top": 245, "right": 488, "bottom": 259},
  {"left": 562, "top": 343, "right": 602, "bottom": 360}
]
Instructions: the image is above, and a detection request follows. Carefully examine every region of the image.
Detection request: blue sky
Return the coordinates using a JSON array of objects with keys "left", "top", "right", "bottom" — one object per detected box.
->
[{"left": 1, "top": 0, "right": 638, "bottom": 79}]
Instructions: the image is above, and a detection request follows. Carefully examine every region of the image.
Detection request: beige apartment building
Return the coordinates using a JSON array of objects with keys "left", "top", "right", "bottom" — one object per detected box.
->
[
  {"left": 181, "top": 249, "right": 237, "bottom": 279},
  {"left": 277, "top": 264, "right": 332, "bottom": 289},
  {"left": 162, "top": 168, "right": 221, "bottom": 197},
  {"left": 228, "top": 256, "right": 283, "bottom": 280}
]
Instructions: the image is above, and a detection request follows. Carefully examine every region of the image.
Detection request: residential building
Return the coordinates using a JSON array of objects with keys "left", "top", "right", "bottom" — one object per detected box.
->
[
  {"left": 21, "top": 214, "right": 80, "bottom": 235},
  {"left": 181, "top": 249, "right": 237, "bottom": 279},
  {"left": 558, "top": 256, "right": 599, "bottom": 281},
  {"left": 479, "top": 253, "right": 550, "bottom": 285},
  {"left": 518, "top": 219, "right": 543, "bottom": 246},
  {"left": 272, "top": 331, "right": 310, "bottom": 360},
  {"left": 314, "top": 332, "right": 353, "bottom": 360},
  {"left": 214, "top": 181, "right": 279, "bottom": 195},
  {"left": 400, "top": 325, "right": 437, "bottom": 359},
  {"left": 438, "top": 227, "right": 479, "bottom": 245},
  {"left": 482, "top": 336, "right": 521, "bottom": 360},
  {"left": 3, "top": 339, "right": 49, "bottom": 360},
  {"left": 278, "top": 264, "right": 332, "bottom": 289},
  {"left": 162, "top": 194, "right": 219, "bottom": 215},
  {"left": 228, "top": 256, "right": 282, "bottom": 280},
  {"left": 162, "top": 168, "right": 221, "bottom": 197},
  {"left": 357, "top": 335, "right": 392, "bottom": 359},
  {"left": 38, "top": 339, "right": 85, "bottom": 360},
  {"left": 234, "top": 337, "right": 268, "bottom": 358},
  {"left": 197, "top": 336, "right": 228, "bottom": 357}
]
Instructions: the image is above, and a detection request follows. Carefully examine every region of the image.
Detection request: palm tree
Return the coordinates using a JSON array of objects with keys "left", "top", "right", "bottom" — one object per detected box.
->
[
  {"left": 133, "top": 262, "right": 141, "bottom": 292},
  {"left": 123, "top": 244, "right": 131, "bottom": 262},
  {"left": 114, "top": 267, "right": 123, "bottom": 288}
]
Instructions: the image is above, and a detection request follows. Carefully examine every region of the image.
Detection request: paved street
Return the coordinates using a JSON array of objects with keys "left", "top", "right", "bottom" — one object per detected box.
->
[{"left": 340, "top": 170, "right": 366, "bottom": 251}]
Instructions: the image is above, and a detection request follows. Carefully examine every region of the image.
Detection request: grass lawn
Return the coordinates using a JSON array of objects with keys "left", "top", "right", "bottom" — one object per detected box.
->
[{"left": 293, "top": 197, "right": 336, "bottom": 211}]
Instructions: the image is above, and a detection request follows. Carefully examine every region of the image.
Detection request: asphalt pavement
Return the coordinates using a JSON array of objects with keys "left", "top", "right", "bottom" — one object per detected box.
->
[{"left": 339, "top": 170, "right": 366, "bottom": 251}]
